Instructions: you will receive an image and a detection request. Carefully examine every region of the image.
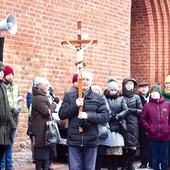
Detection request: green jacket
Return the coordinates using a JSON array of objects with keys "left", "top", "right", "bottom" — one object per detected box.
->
[
  {"left": 0, "top": 84, "right": 16, "bottom": 145},
  {"left": 2, "top": 82, "right": 24, "bottom": 126}
]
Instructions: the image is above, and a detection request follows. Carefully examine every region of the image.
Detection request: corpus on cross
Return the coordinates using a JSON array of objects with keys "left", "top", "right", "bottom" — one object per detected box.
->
[{"left": 61, "top": 21, "right": 97, "bottom": 132}]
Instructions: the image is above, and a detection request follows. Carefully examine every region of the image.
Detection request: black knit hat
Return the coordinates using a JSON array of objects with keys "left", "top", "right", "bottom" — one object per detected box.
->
[{"left": 150, "top": 83, "right": 161, "bottom": 94}]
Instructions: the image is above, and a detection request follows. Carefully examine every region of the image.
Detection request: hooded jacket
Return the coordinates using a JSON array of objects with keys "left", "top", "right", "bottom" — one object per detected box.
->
[
  {"left": 122, "top": 78, "right": 143, "bottom": 147},
  {"left": 140, "top": 96, "right": 170, "bottom": 141}
]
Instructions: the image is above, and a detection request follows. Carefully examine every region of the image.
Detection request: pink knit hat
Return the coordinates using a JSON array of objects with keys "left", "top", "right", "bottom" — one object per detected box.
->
[
  {"left": 72, "top": 74, "right": 78, "bottom": 84},
  {"left": 4, "top": 65, "right": 14, "bottom": 77}
]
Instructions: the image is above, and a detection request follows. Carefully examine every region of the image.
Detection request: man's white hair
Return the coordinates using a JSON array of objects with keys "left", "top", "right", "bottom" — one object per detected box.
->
[{"left": 82, "top": 69, "right": 94, "bottom": 80}]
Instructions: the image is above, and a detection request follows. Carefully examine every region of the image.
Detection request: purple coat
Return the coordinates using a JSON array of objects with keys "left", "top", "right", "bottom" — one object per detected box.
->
[{"left": 140, "top": 95, "right": 170, "bottom": 141}]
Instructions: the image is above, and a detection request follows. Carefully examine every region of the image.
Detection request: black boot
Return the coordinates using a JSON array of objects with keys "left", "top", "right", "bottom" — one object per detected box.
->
[
  {"left": 112, "top": 155, "right": 119, "bottom": 170},
  {"left": 35, "top": 160, "right": 43, "bottom": 170},
  {"left": 106, "top": 155, "right": 119, "bottom": 170},
  {"left": 107, "top": 155, "right": 113, "bottom": 170},
  {"left": 95, "top": 155, "right": 104, "bottom": 170},
  {"left": 127, "top": 149, "right": 136, "bottom": 170},
  {"left": 121, "top": 149, "right": 128, "bottom": 170}
]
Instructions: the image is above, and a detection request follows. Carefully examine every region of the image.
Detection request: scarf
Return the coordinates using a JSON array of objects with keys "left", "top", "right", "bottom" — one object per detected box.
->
[
  {"left": 122, "top": 88, "right": 134, "bottom": 98},
  {"left": 164, "top": 88, "right": 170, "bottom": 94},
  {"left": 162, "top": 88, "right": 170, "bottom": 102}
]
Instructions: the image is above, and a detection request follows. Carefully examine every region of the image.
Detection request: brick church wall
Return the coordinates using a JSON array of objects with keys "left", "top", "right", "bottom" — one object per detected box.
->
[
  {"left": 0, "top": 0, "right": 132, "bottom": 152},
  {"left": 131, "top": 0, "right": 170, "bottom": 85}
]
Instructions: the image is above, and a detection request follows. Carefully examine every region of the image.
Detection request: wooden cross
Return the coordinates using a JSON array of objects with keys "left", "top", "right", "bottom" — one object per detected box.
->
[{"left": 61, "top": 21, "right": 97, "bottom": 132}]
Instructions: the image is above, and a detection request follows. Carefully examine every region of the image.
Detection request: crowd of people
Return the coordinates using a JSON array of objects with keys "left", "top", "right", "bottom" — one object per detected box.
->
[{"left": 0, "top": 64, "right": 170, "bottom": 170}]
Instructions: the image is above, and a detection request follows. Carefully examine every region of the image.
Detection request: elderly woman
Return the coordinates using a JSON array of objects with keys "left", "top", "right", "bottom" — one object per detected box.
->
[{"left": 31, "top": 77, "right": 56, "bottom": 170}]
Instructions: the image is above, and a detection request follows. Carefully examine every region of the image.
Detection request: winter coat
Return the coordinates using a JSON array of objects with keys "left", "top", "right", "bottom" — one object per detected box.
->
[
  {"left": 31, "top": 87, "right": 56, "bottom": 147},
  {"left": 2, "top": 82, "right": 24, "bottom": 127},
  {"left": 122, "top": 78, "right": 143, "bottom": 147},
  {"left": 59, "top": 88, "right": 110, "bottom": 147},
  {"left": 123, "top": 94, "right": 142, "bottom": 147},
  {"left": 106, "top": 95, "right": 129, "bottom": 131},
  {"left": 140, "top": 96, "right": 170, "bottom": 141},
  {"left": 138, "top": 92, "right": 150, "bottom": 136},
  {"left": 98, "top": 93, "right": 128, "bottom": 148},
  {"left": 0, "top": 84, "right": 15, "bottom": 145}
]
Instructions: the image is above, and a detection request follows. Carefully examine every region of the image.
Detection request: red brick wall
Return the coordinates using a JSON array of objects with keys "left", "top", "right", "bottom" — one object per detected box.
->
[
  {"left": 0, "top": 0, "right": 132, "bottom": 152},
  {"left": 131, "top": 0, "right": 170, "bottom": 86}
]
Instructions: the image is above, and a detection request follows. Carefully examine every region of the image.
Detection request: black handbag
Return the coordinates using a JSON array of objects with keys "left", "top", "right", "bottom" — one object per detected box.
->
[
  {"left": 26, "top": 115, "right": 33, "bottom": 136},
  {"left": 119, "top": 119, "right": 127, "bottom": 135},
  {"left": 111, "top": 119, "right": 127, "bottom": 137},
  {"left": 45, "top": 109, "right": 61, "bottom": 146}
]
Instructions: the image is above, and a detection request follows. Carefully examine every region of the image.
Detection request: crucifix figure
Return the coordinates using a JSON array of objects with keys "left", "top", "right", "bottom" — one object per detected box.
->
[
  {"left": 61, "top": 21, "right": 97, "bottom": 132},
  {"left": 66, "top": 39, "right": 93, "bottom": 67}
]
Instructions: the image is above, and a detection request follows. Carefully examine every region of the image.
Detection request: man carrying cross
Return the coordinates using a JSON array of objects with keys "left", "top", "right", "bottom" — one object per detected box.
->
[
  {"left": 61, "top": 21, "right": 98, "bottom": 131},
  {"left": 59, "top": 69, "right": 110, "bottom": 170},
  {"left": 59, "top": 22, "right": 109, "bottom": 169}
]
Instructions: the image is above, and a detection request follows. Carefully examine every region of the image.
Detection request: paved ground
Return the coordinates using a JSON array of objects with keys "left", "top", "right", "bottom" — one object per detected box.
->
[
  {"left": 13, "top": 149, "right": 153, "bottom": 170},
  {"left": 13, "top": 149, "right": 68, "bottom": 170}
]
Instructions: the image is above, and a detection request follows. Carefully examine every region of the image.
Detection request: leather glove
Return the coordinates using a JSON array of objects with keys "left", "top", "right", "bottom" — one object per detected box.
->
[
  {"left": 12, "top": 108, "right": 20, "bottom": 116},
  {"left": 49, "top": 87, "right": 55, "bottom": 97},
  {"left": 110, "top": 114, "right": 120, "bottom": 121},
  {"left": 53, "top": 97, "right": 59, "bottom": 104}
]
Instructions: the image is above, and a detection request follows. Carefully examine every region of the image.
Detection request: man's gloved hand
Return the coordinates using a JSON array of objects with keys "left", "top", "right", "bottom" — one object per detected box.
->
[
  {"left": 78, "top": 112, "right": 88, "bottom": 119},
  {"left": 12, "top": 108, "right": 20, "bottom": 116},
  {"left": 76, "top": 98, "right": 84, "bottom": 107}
]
